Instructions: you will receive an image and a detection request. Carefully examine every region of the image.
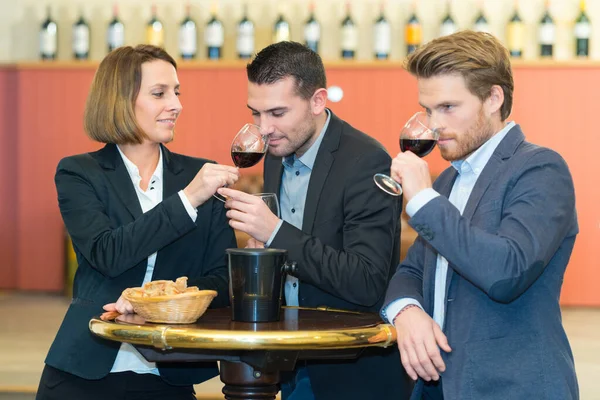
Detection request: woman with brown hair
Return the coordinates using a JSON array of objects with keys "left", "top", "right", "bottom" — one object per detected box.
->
[{"left": 36, "top": 45, "right": 239, "bottom": 400}]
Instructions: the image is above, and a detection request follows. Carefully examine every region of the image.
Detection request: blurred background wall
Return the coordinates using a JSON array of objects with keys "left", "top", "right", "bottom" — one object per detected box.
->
[{"left": 0, "top": 0, "right": 598, "bottom": 306}]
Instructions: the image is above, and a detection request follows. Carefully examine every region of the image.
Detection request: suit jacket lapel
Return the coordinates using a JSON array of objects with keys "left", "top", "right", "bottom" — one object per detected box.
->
[
  {"left": 302, "top": 110, "right": 341, "bottom": 233},
  {"left": 461, "top": 125, "right": 525, "bottom": 220},
  {"left": 263, "top": 154, "right": 283, "bottom": 195},
  {"left": 94, "top": 144, "right": 143, "bottom": 219},
  {"left": 161, "top": 145, "right": 186, "bottom": 200},
  {"left": 436, "top": 169, "right": 458, "bottom": 198}
]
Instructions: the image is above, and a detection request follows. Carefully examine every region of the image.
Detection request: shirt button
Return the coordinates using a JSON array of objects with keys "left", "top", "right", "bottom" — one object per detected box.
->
[
  {"left": 293, "top": 283, "right": 297, "bottom": 288},
  {"left": 291, "top": 208, "right": 296, "bottom": 213},
  {"left": 295, "top": 171, "right": 300, "bottom": 176}
]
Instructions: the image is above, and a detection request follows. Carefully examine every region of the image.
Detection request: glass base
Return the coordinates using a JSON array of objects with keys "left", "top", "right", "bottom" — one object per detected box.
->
[
  {"left": 213, "top": 193, "right": 227, "bottom": 202},
  {"left": 373, "top": 173, "right": 402, "bottom": 196}
]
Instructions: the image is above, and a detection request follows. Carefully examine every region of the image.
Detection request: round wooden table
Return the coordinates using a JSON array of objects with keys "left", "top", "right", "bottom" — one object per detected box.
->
[{"left": 90, "top": 306, "right": 396, "bottom": 400}]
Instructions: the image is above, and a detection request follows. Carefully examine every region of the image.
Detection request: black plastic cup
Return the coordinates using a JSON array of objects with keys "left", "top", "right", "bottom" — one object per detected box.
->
[{"left": 226, "top": 248, "right": 289, "bottom": 323}]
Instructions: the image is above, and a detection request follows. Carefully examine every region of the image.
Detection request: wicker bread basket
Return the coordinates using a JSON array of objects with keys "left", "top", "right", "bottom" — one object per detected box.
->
[{"left": 122, "top": 287, "right": 217, "bottom": 324}]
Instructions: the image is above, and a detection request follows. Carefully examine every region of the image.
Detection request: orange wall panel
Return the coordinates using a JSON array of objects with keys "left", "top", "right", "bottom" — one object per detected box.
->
[
  {"left": 511, "top": 68, "right": 600, "bottom": 306},
  {"left": 325, "top": 67, "right": 447, "bottom": 174},
  {"left": 16, "top": 69, "right": 97, "bottom": 290},
  {"left": 0, "top": 68, "right": 18, "bottom": 289}
]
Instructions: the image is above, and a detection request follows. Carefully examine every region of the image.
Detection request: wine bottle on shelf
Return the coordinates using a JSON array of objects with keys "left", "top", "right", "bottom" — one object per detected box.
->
[
  {"left": 473, "top": 2, "right": 490, "bottom": 34},
  {"left": 340, "top": 2, "right": 358, "bottom": 59},
  {"left": 304, "top": 2, "right": 320, "bottom": 53},
  {"left": 205, "top": 2, "right": 224, "bottom": 60},
  {"left": 439, "top": 0, "right": 458, "bottom": 37},
  {"left": 575, "top": 0, "right": 591, "bottom": 58},
  {"left": 40, "top": 6, "right": 58, "bottom": 60},
  {"left": 273, "top": 12, "right": 290, "bottom": 43},
  {"left": 405, "top": 2, "right": 421, "bottom": 55},
  {"left": 507, "top": 0, "right": 524, "bottom": 58},
  {"left": 146, "top": 4, "right": 164, "bottom": 47},
  {"left": 237, "top": 3, "right": 254, "bottom": 59},
  {"left": 72, "top": 10, "right": 90, "bottom": 60},
  {"left": 539, "top": 0, "right": 555, "bottom": 58},
  {"left": 107, "top": 4, "right": 125, "bottom": 52},
  {"left": 179, "top": 2, "right": 197, "bottom": 60},
  {"left": 373, "top": 1, "right": 391, "bottom": 60}
]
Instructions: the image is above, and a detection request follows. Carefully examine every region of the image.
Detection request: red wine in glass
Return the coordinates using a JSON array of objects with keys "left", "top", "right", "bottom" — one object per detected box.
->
[
  {"left": 231, "top": 151, "right": 265, "bottom": 168},
  {"left": 373, "top": 111, "right": 439, "bottom": 196},
  {"left": 399, "top": 138, "right": 437, "bottom": 158},
  {"left": 214, "top": 123, "right": 269, "bottom": 202}
]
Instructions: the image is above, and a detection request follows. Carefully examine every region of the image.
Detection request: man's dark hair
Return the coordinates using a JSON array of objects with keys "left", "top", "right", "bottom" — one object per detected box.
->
[{"left": 247, "top": 41, "right": 326, "bottom": 100}]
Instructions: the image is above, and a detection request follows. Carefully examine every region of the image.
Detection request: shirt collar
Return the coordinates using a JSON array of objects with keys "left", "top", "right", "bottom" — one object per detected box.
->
[
  {"left": 117, "top": 145, "right": 164, "bottom": 184},
  {"left": 451, "top": 121, "right": 515, "bottom": 175},
  {"left": 283, "top": 109, "right": 331, "bottom": 170}
]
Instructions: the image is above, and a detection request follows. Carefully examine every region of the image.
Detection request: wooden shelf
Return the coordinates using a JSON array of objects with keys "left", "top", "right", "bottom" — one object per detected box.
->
[{"left": 3, "top": 58, "right": 600, "bottom": 70}]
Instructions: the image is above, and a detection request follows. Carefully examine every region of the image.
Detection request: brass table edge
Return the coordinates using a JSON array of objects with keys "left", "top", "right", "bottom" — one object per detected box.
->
[{"left": 89, "top": 318, "right": 396, "bottom": 351}]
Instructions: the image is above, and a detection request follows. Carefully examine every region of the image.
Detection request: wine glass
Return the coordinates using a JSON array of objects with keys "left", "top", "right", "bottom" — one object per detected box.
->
[
  {"left": 374, "top": 111, "right": 440, "bottom": 196},
  {"left": 214, "top": 123, "right": 269, "bottom": 202},
  {"left": 254, "top": 193, "right": 280, "bottom": 218}
]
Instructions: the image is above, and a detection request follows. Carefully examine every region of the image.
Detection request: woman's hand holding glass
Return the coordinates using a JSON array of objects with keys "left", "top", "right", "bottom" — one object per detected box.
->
[
  {"left": 183, "top": 163, "right": 240, "bottom": 208},
  {"left": 213, "top": 123, "right": 269, "bottom": 202}
]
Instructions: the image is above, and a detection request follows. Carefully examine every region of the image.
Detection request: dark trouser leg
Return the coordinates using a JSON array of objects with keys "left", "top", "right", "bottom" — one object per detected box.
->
[
  {"left": 36, "top": 364, "right": 195, "bottom": 400},
  {"left": 422, "top": 377, "right": 443, "bottom": 400}
]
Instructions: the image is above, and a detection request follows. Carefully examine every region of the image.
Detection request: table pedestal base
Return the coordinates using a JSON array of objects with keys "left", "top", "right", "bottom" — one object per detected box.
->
[{"left": 220, "top": 361, "right": 280, "bottom": 400}]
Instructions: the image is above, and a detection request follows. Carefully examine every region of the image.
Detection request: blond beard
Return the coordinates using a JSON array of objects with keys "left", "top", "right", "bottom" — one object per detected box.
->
[{"left": 440, "top": 108, "right": 495, "bottom": 162}]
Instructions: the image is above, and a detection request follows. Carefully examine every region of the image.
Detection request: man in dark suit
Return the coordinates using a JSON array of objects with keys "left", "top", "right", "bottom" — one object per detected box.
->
[
  {"left": 220, "top": 42, "right": 411, "bottom": 399},
  {"left": 382, "top": 31, "right": 579, "bottom": 399}
]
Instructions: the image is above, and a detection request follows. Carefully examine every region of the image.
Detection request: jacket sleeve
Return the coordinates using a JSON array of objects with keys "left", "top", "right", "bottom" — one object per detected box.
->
[
  {"left": 270, "top": 148, "right": 401, "bottom": 307},
  {"left": 382, "top": 234, "right": 428, "bottom": 315},
  {"left": 189, "top": 196, "right": 237, "bottom": 308},
  {"left": 55, "top": 156, "right": 197, "bottom": 278},
  {"left": 409, "top": 150, "right": 577, "bottom": 304}
]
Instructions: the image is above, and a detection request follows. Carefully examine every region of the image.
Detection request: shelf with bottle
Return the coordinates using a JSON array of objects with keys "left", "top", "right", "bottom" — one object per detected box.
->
[
  {"left": 405, "top": 0, "right": 422, "bottom": 56},
  {"left": 340, "top": 1, "right": 357, "bottom": 60},
  {"left": 35, "top": 0, "right": 594, "bottom": 63},
  {"left": 237, "top": 3, "right": 254, "bottom": 60},
  {"left": 373, "top": 1, "right": 391, "bottom": 60},
  {"left": 72, "top": 10, "right": 90, "bottom": 60},
  {"left": 575, "top": 0, "right": 591, "bottom": 58},
  {"left": 107, "top": 4, "right": 125, "bottom": 53},
  {"left": 304, "top": 2, "right": 320, "bottom": 54},
  {"left": 13, "top": 58, "right": 600, "bottom": 71},
  {"left": 179, "top": 2, "right": 197, "bottom": 60},
  {"left": 146, "top": 3, "right": 164, "bottom": 48},
  {"left": 39, "top": 6, "right": 58, "bottom": 61}
]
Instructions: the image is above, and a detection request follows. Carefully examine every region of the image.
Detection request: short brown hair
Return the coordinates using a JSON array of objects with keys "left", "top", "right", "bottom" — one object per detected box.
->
[
  {"left": 84, "top": 45, "right": 177, "bottom": 144},
  {"left": 405, "top": 31, "right": 514, "bottom": 121}
]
